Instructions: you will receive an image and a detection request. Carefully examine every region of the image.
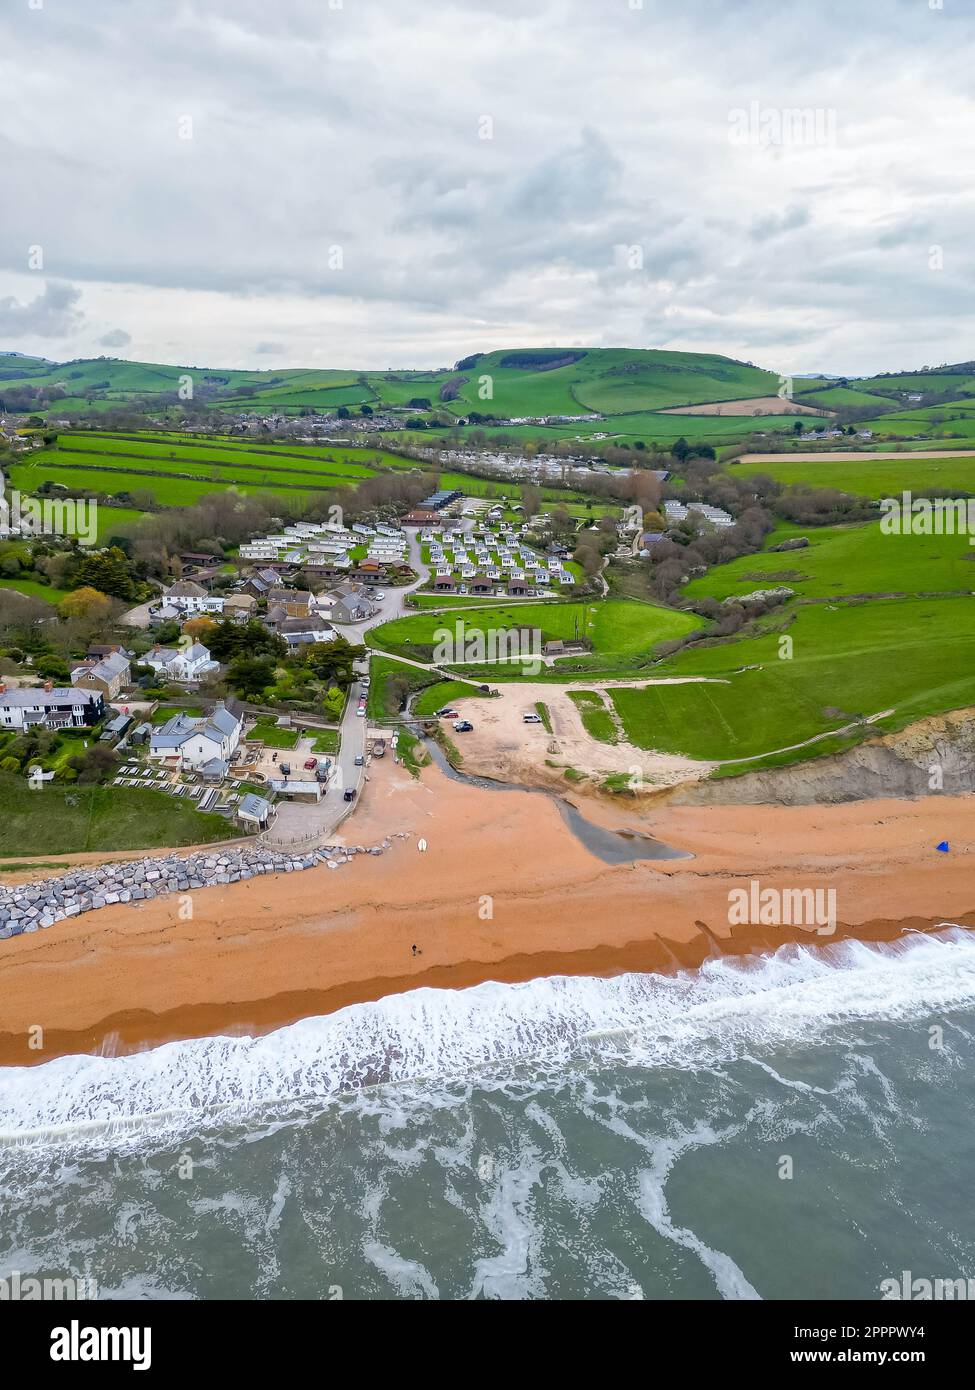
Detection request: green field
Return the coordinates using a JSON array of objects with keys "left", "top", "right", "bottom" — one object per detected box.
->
[
  {"left": 369, "top": 599, "right": 702, "bottom": 666},
  {"left": 732, "top": 454, "right": 975, "bottom": 499},
  {"left": 794, "top": 385, "right": 895, "bottom": 411},
  {"left": 366, "top": 655, "right": 440, "bottom": 720},
  {"left": 6, "top": 430, "right": 424, "bottom": 511},
  {"left": 855, "top": 401, "right": 975, "bottom": 440},
  {"left": 412, "top": 680, "right": 491, "bottom": 717},
  {"left": 609, "top": 596, "right": 975, "bottom": 763},
  {"left": 0, "top": 578, "right": 70, "bottom": 604},
  {"left": 95, "top": 506, "right": 148, "bottom": 541},
  {"left": 567, "top": 690, "right": 617, "bottom": 744},
  {"left": 394, "top": 411, "right": 812, "bottom": 452},
  {"left": 249, "top": 717, "right": 300, "bottom": 748},
  {"left": 683, "top": 521, "right": 975, "bottom": 601},
  {"left": 0, "top": 775, "right": 234, "bottom": 856}
]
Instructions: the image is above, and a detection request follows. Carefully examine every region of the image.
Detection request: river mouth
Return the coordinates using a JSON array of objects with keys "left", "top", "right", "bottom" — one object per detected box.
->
[{"left": 417, "top": 730, "right": 691, "bottom": 864}]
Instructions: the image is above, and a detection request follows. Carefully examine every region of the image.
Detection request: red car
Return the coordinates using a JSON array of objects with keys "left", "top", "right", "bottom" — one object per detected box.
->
[{"left": 303, "top": 757, "right": 317, "bottom": 770}]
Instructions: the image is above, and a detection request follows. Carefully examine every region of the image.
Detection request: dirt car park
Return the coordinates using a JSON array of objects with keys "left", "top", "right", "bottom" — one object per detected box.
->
[{"left": 443, "top": 680, "right": 715, "bottom": 790}]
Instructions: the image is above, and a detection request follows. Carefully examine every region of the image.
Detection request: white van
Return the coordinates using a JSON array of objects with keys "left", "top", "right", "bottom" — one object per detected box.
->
[{"left": 523, "top": 712, "right": 543, "bottom": 724}]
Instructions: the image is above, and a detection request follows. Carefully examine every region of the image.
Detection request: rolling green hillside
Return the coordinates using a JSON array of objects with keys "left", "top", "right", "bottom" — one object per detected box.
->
[
  {"left": 6, "top": 430, "right": 413, "bottom": 510},
  {"left": 7, "top": 349, "right": 975, "bottom": 459},
  {"left": 0, "top": 346, "right": 783, "bottom": 423}
]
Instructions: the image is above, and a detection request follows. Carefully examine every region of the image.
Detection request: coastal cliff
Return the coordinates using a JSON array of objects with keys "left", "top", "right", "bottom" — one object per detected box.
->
[{"left": 670, "top": 709, "right": 975, "bottom": 807}]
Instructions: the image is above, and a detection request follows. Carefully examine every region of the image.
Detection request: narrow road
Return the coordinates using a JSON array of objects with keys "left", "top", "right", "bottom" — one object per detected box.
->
[{"left": 266, "top": 531, "right": 433, "bottom": 845}]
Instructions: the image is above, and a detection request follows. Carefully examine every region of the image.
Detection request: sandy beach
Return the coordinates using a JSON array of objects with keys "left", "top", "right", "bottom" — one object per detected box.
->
[{"left": 0, "top": 758, "right": 972, "bottom": 1067}]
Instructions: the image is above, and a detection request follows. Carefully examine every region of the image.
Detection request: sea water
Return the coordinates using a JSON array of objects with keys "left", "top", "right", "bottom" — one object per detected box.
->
[{"left": 1, "top": 928, "right": 974, "bottom": 1300}]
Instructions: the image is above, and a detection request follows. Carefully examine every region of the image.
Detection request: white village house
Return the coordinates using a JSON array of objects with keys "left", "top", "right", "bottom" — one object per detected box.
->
[
  {"left": 148, "top": 701, "right": 243, "bottom": 770},
  {"left": 143, "top": 642, "right": 219, "bottom": 683},
  {"left": 157, "top": 580, "right": 225, "bottom": 616}
]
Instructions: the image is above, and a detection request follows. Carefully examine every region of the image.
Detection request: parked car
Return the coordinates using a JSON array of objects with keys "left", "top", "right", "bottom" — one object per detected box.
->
[
  {"left": 303, "top": 757, "right": 317, "bottom": 770},
  {"left": 360, "top": 676, "right": 370, "bottom": 688},
  {"left": 522, "top": 712, "right": 543, "bottom": 724},
  {"left": 375, "top": 591, "right": 386, "bottom": 600},
  {"left": 280, "top": 762, "right": 291, "bottom": 775},
  {"left": 453, "top": 720, "right": 474, "bottom": 733},
  {"left": 356, "top": 705, "right": 366, "bottom": 717},
  {"left": 436, "top": 708, "right": 459, "bottom": 718},
  {"left": 354, "top": 754, "right": 365, "bottom": 767},
  {"left": 343, "top": 788, "right": 356, "bottom": 802}
]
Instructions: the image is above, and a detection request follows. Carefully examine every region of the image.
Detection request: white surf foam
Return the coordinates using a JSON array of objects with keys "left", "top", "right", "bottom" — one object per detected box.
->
[{"left": 2, "top": 927, "right": 973, "bottom": 1146}]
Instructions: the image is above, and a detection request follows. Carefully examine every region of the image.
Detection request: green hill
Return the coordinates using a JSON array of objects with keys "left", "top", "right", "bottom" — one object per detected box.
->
[
  {"left": 7, "top": 348, "right": 975, "bottom": 454},
  {"left": 0, "top": 346, "right": 781, "bottom": 421}
]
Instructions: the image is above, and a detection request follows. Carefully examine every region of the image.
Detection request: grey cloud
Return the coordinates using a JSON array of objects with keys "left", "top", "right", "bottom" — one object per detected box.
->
[
  {"left": 99, "top": 328, "right": 132, "bottom": 348},
  {"left": 749, "top": 206, "right": 811, "bottom": 242},
  {"left": 0, "top": 281, "right": 84, "bottom": 339}
]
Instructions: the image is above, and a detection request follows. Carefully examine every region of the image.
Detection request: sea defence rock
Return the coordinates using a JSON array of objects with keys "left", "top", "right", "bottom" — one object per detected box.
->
[{"left": 0, "top": 834, "right": 410, "bottom": 940}]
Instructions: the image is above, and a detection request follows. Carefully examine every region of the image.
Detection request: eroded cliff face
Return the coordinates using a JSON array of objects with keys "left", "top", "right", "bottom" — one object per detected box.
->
[{"left": 669, "top": 709, "right": 975, "bottom": 807}]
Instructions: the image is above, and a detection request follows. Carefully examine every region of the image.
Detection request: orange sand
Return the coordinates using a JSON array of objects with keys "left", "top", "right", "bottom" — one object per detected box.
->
[{"left": 0, "top": 760, "right": 971, "bottom": 1066}]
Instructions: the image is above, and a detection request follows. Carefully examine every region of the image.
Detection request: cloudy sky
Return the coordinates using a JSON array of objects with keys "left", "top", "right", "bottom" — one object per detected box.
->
[{"left": 1, "top": 0, "right": 973, "bottom": 376}]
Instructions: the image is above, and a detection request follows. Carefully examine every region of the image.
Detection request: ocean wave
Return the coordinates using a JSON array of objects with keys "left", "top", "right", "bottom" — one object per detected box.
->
[{"left": 1, "top": 927, "right": 973, "bottom": 1146}]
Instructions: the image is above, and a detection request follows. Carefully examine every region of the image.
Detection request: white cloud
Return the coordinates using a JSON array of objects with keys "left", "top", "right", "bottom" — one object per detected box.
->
[{"left": 0, "top": 0, "right": 972, "bottom": 374}]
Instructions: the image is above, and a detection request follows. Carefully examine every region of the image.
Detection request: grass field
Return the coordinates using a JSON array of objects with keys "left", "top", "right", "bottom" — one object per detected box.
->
[
  {"left": 731, "top": 454, "right": 975, "bottom": 499},
  {"left": 366, "top": 656, "right": 440, "bottom": 720},
  {"left": 567, "top": 690, "right": 617, "bottom": 743},
  {"left": 609, "top": 596, "right": 975, "bottom": 762},
  {"left": 0, "top": 775, "right": 233, "bottom": 856},
  {"left": 412, "top": 679, "right": 490, "bottom": 717},
  {"left": 794, "top": 385, "right": 896, "bottom": 411},
  {"left": 0, "top": 578, "right": 70, "bottom": 604},
  {"left": 683, "top": 521, "right": 975, "bottom": 601},
  {"left": 393, "top": 411, "right": 812, "bottom": 452},
  {"left": 95, "top": 506, "right": 148, "bottom": 540},
  {"left": 249, "top": 717, "right": 300, "bottom": 749},
  {"left": 7, "top": 431, "right": 421, "bottom": 510},
  {"left": 369, "top": 599, "right": 702, "bottom": 665}
]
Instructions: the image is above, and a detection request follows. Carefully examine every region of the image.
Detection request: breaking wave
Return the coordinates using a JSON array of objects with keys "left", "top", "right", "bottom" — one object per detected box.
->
[{"left": 2, "top": 927, "right": 973, "bottom": 1147}]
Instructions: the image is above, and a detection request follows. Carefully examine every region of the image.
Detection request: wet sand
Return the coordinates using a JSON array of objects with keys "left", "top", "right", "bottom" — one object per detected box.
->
[{"left": 0, "top": 760, "right": 972, "bottom": 1067}]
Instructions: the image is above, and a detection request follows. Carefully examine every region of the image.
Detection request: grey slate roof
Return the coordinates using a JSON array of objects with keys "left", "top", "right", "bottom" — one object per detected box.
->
[{"left": 0, "top": 688, "right": 101, "bottom": 707}]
